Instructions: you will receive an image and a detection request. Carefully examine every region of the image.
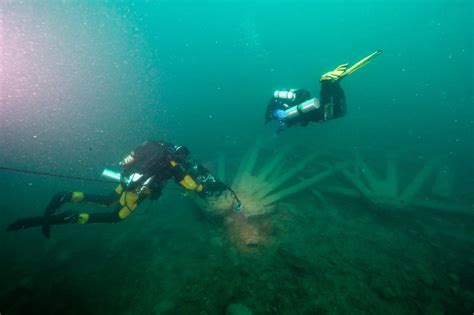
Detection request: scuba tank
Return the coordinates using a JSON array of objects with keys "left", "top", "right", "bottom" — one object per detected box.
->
[
  {"left": 102, "top": 167, "right": 154, "bottom": 196},
  {"left": 273, "top": 89, "right": 311, "bottom": 103},
  {"left": 101, "top": 168, "right": 143, "bottom": 186},
  {"left": 101, "top": 168, "right": 143, "bottom": 187},
  {"left": 273, "top": 89, "right": 297, "bottom": 101},
  {"left": 284, "top": 98, "right": 321, "bottom": 120},
  {"left": 101, "top": 168, "right": 121, "bottom": 182}
]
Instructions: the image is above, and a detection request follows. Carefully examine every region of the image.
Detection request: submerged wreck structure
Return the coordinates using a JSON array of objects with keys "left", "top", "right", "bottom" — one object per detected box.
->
[
  {"left": 316, "top": 151, "right": 472, "bottom": 215},
  {"left": 193, "top": 141, "right": 339, "bottom": 251},
  {"left": 192, "top": 142, "right": 471, "bottom": 251},
  {"left": 195, "top": 141, "right": 337, "bottom": 217}
]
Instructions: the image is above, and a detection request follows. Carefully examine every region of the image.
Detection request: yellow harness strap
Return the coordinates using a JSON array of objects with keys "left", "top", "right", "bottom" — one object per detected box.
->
[
  {"left": 115, "top": 184, "right": 124, "bottom": 194},
  {"left": 118, "top": 191, "right": 139, "bottom": 220}
]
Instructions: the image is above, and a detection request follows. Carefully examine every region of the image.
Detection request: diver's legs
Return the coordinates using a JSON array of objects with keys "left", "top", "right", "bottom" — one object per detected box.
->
[
  {"left": 7, "top": 189, "right": 142, "bottom": 238},
  {"left": 320, "top": 80, "right": 346, "bottom": 104},
  {"left": 42, "top": 191, "right": 74, "bottom": 237},
  {"left": 44, "top": 192, "right": 72, "bottom": 217},
  {"left": 332, "top": 82, "right": 347, "bottom": 118},
  {"left": 319, "top": 80, "right": 334, "bottom": 106},
  {"left": 6, "top": 210, "right": 122, "bottom": 233},
  {"left": 41, "top": 191, "right": 118, "bottom": 237},
  {"left": 82, "top": 192, "right": 118, "bottom": 206},
  {"left": 319, "top": 81, "right": 347, "bottom": 120},
  {"left": 7, "top": 211, "right": 80, "bottom": 232},
  {"left": 44, "top": 190, "right": 119, "bottom": 216}
]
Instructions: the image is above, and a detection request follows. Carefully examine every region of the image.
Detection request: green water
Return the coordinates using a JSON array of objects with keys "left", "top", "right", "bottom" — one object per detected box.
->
[{"left": 1, "top": 1, "right": 473, "bottom": 314}]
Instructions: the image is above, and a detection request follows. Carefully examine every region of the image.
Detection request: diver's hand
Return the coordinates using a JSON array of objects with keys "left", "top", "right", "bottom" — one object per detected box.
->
[
  {"left": 320, "top": 63, "right": 348, "bottom": 82},
  {"left": 203, "top": 181, "right": 229, "bottom": 197}
]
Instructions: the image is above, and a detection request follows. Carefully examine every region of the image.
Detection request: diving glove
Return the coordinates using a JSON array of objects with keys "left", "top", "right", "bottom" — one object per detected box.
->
[{"left": 202, "top": 180, "right": 229, "bottom": 197}]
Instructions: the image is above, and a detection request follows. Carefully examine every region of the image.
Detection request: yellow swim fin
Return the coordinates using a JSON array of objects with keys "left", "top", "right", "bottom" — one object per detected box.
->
[
  {"left": 320, "top": 50, "right": 382, "bottom": 82},
  {"left": 343, "top": 50, "right": 382, "bottom": 78}
]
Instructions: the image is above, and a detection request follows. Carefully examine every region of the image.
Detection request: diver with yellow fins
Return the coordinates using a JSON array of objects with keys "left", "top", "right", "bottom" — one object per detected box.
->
[
  {"left": 265, "top": 50, "right": 382, "bottom": 132},
  {"left": 6, "top": 140, "right": 241, "bottom": 238}
]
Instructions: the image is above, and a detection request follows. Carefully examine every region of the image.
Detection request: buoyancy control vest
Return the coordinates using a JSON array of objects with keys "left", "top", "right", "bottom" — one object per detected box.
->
[{"left": 120, "top": 141, "right": 176, "bottom": 190}]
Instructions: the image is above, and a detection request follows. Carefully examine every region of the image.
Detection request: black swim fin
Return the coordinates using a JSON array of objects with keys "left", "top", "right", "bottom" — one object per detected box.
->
[
  {"left": 6, "top": 211, "right": 77, "bottom": 238},
  {"left": 7, "top": 216, "right": 47, "bottom": 231}
]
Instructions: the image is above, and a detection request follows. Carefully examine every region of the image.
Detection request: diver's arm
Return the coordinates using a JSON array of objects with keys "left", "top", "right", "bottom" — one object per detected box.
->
[
  {"left": 171, "top": 160, "right": 232, "bottom": 197},
  {"left": 187, "top": 162, "right": 242, "bottom": 210},
  {"left": 170, "top": 160, "right": 204, "bottom": 193},
  {"left": 265, "top": 97, "right": 279, "bottom": 124}
]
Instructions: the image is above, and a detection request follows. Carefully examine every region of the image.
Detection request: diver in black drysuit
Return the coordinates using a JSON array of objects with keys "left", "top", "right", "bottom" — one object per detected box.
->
[
  {"left": 6, "top": 140, "right": 241, "bottom": 238},
  {"left": 265, "top": 81, "right": 346, "bottom": 132},
  {"left": 265, "top": 50, "right": 381, "bottom": 133}
]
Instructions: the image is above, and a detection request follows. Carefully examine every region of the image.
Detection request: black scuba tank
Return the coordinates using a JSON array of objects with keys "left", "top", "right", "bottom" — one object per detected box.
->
[{"left": 121, "top": 141, "right": 172, "bottom": 183}]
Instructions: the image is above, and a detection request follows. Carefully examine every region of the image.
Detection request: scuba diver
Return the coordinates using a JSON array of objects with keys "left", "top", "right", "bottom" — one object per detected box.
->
[
  {"left": 6, "top": 140, "right": 241, "bottom": 238},
  {"left": 265, "top": 50, "right": 381, "bottom": 133}
]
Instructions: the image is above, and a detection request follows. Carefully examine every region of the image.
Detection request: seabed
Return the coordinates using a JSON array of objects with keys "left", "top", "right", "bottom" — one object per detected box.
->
[{"left": 2, "top": 143, "right": 473, "bottom": 314}]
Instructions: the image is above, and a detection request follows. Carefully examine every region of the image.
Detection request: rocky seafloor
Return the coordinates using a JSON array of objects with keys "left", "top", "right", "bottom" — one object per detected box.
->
[{"left": 1, "top": 187, "right": 473, "bottom": 314}]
